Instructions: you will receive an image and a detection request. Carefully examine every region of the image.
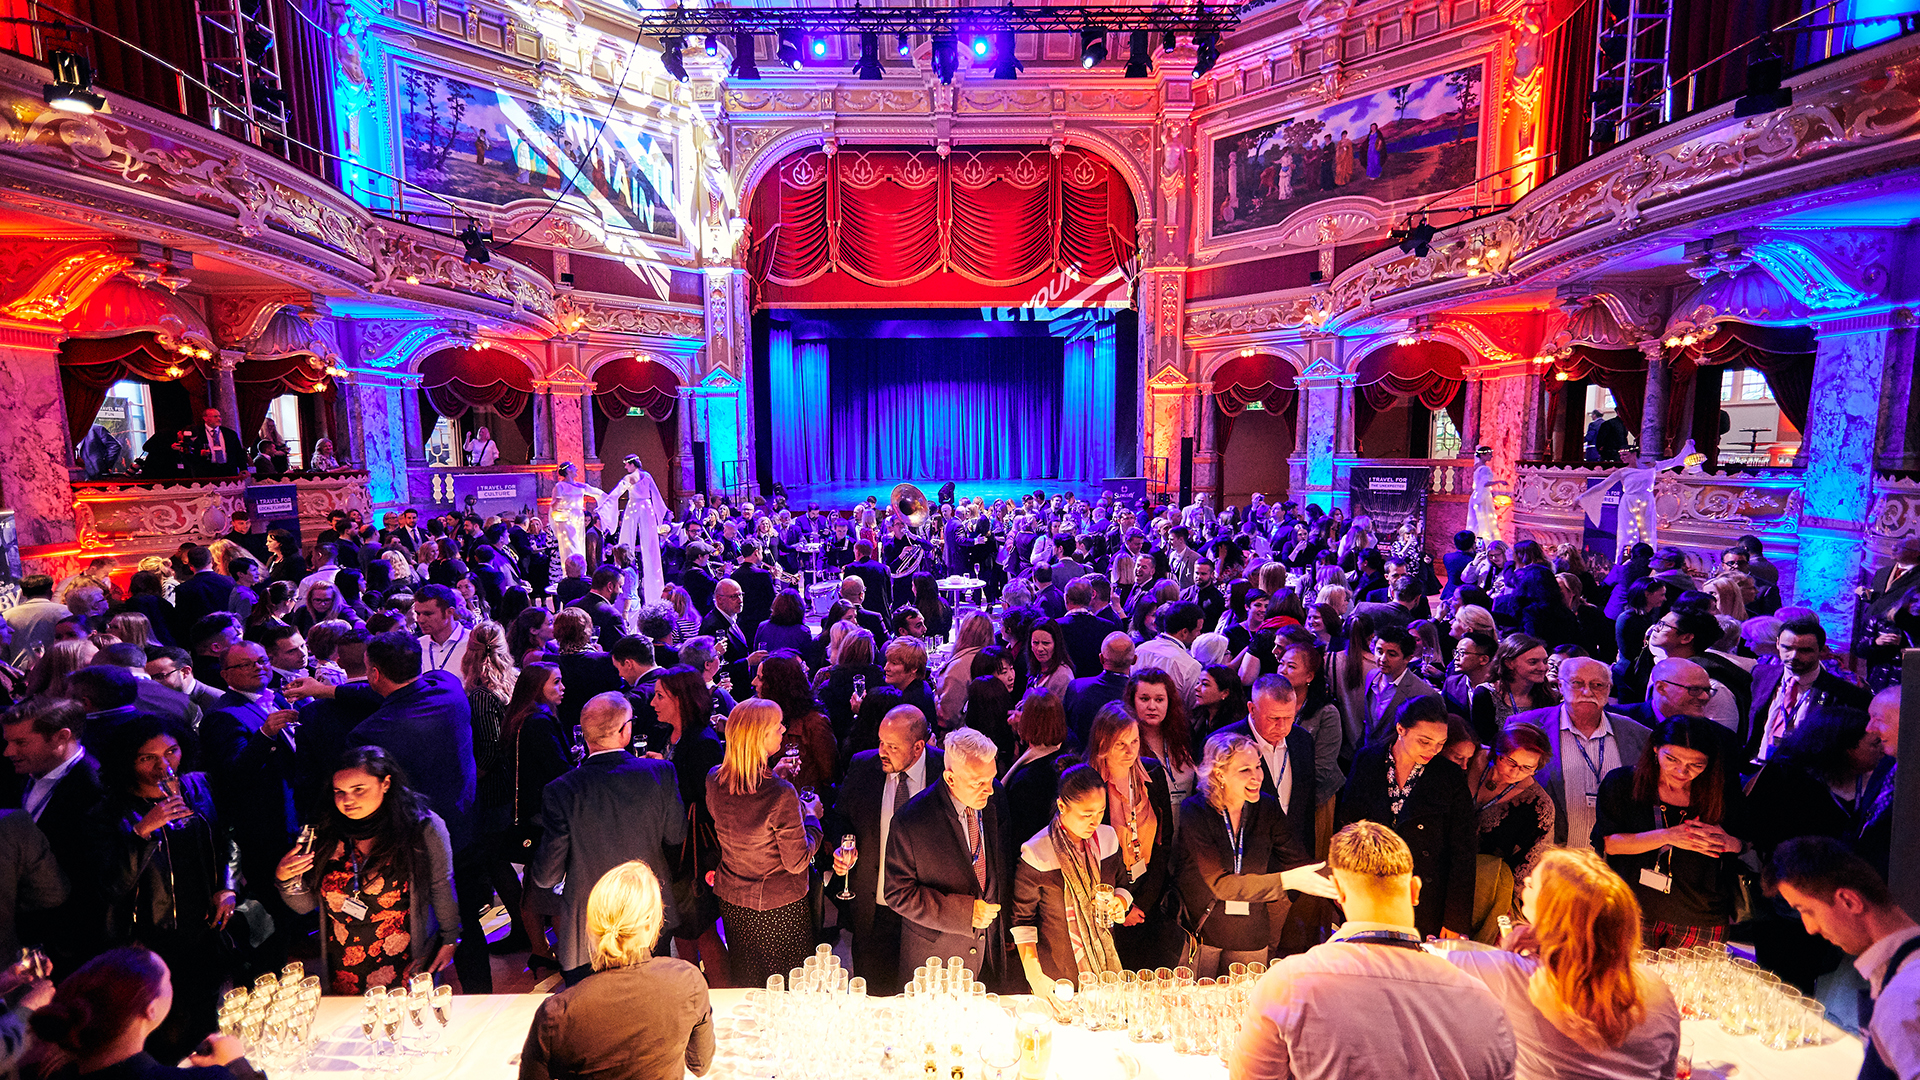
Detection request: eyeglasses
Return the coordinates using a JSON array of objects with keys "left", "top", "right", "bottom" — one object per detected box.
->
[
  {"left": 1655, "top": 679, "right": 1717, "bottom": 699},
  {"left": 223, "top": 657, "right": 272, "bottom": 671},
  {"left": 1496, "top": 757, "right": 1540, "bottom": 775},
  {"left": 1563, "top": 679, "right": 1611, "bottom": 694}
]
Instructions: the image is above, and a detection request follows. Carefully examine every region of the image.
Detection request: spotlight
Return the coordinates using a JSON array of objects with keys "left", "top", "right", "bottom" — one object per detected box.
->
[
  {"left": 896, "top": 33, "right": 910, "bottom": 57},
  {"left": 853, "top": 32, "right": 884, "bottom": 80},
  {"left": 704, "top": 35, "right": 719, "bottom": 56},
  {"left": 1734, "top": 41, "right": 1792, "bottom": 117},
  {"left": 1163, "top": 32, "right": 1177, "bottom": 52},
  {"left": 1124, "top": 30, "right": 1152, "bottom": 77},
  {"left": 931, "top": 33, "right": 959, "bottom": 84},
  {"left": 1080, "top": 29, "right": 1108, "bottom": 68},
  {"left": 660, "top": 36, "right": 689, "bottom": 82},
  {"left": 991, "top": 30, "right": 1021, "bottom": 80},
  {"left": 1397, "top": 217, "right": 1436, "bottom": 257},
  {"left": 1192, "top": 32, "right": 1219, "bottom": 77},
  {"left": 244, "top": 23, "right": 274, "bottom": 63},
  {"left": 776, "top": 29, "right": 803, "bottom": 69},
  {"left": 457, "top": 222, "right": 492, "bottom": 265},
  {"left": 44, "top": 50, "right": 104, "bottom": 114},
  {"left": 971, "top": 36, "right": 990, "bottom": 57},
  {"left": 730, "top": 33, "right": 760, "bottom": 80},
  {"left": 810, "top": 37, "right": 828, "bottom": 58}
]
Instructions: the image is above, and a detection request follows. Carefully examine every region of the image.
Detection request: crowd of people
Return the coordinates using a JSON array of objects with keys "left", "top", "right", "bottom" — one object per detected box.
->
[{"left": 0, "top": 484, "right": 1912, "bottom": 1079}]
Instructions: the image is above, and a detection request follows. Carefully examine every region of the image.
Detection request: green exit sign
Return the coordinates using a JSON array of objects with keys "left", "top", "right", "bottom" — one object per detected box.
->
[{"left": 1244, "top": 400, "right": 1265, "bottom": 411}]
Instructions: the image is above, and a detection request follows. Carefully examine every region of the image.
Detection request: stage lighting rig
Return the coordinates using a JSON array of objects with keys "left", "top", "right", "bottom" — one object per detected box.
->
[
  {"left": 1124, "top": 30, "right": 1151, "bottom": 77},
  {"left": 1079, "top": 28, "right": 1108, "bottom": 68},
  {"left": 731, "top": 33, "right": 760, "bottom": 80},
  {"left": 853, "top": 32, "right": 885, "bottom": 80},
  {"left": 44, "top": 50, "right": 105, "bottom": 114},
  {"left": 457, "top": 222, "right": 494, "bottom": 265},
  {"left": 660, "top": 37, "right": 689, "bottom": 82},
  {"left": 776, "top": 29, "right": 804, "bottom": 70},
  {"left": 991, "top": 30, "right": 1021, "bottom": 79},
  {"left": 931, "top": 33, "right": 960, "bottom": 84}
]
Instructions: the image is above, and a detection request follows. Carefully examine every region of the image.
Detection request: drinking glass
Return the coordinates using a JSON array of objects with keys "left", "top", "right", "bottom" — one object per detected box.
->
[
  {"left": 836, "top": 835, "right": 859, "bottom": 900},
  {"left": 1799, "top": 999, "right": 1828, "bottom": 1046},
  {"left": 1676, "top": 1036, "right": 1693, "bottom": 1080},
  {"left": 979, "top": 1032, "right": 1020, "bottom": 1080},
  {"left": 1014, "top": 1004, "right": 1053, "bottom": 1080}
]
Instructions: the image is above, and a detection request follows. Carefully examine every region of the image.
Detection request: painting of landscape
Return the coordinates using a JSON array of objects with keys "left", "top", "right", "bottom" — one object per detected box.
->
[
  {"left": 396, "top": 65, "right": 678, "bottom": 240},
  {"left": 1209, "top": 64, "right": 1484, "bottom": 239}
]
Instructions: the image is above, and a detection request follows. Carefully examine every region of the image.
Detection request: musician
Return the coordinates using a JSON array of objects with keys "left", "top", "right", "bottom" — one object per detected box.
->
[
  {"left": 824, "top": 519, "right": 856, "bottom": 571},
  {"left": 883, "top": 517, "right": 926, "bottom": 612},
  {"left": 731, "top": 543, "right": 778, "bottom": 639}
]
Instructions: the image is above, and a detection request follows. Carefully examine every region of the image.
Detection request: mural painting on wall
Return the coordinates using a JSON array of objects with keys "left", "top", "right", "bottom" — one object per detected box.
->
[
  {"left": 396, "top": 65, "right": 678, "bottom": 240},
  {"left": 1209, "top": 64, "right": 1484, "bottom": 238}
]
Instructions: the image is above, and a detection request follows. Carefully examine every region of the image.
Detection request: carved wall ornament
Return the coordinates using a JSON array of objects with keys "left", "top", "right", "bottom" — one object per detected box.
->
[
  {"left": 959, "top": 88, "right": 1051, "bottom": 113},
  {"left": 1069, "top": 89, "right": 1158, "bottom": 113},
  {"left": 837, "top": 88, "right": 929, "bottom": 113},
  {"left": 569, "top": 298, "right": 705, "bottom": 338},
  {"left": 727, "top": 89, "right": 827, "bottom": 113},
  {"left": 0, "top": 247, "right": 131, "bottom": 322}
]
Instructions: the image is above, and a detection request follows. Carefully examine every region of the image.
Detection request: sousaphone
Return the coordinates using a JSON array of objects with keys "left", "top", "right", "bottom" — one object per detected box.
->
[{"left": 890, "top": 482, "right": 931, "bottom": 527}]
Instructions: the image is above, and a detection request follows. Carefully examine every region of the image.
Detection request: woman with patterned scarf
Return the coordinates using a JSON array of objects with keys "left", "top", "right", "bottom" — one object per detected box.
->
[{"left": 1012, "top": 764, "right": 1128, "bottom": 1006}]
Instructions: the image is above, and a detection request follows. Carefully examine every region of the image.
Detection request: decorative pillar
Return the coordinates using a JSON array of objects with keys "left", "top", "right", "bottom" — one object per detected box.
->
[
  {"left": 0, "top": 321, "right": 78, "bottom": 553},
  {"left": 349, "top": 374, "right": 414, "bottom": 509},
  {"left": 530, "top": 389, "right": 554, "bottom": 464},
  {"left": 1459, "top": 379, "right": 1482, "bottom": 456},
  {"left": 1298, "top": 377, "right": 1343, "bottom": 512},
  {"left": 673, "top": 385, "right": 697, "bottom": 501},
  {"left": 212, "top": 350, "right": 243, "bottom": 434},
  {"left": 1874, "top": 315, "right": 1920, "bottom": 472},
  {"left": 704, "top": 268, "right": 753, "bottom": 492},
  {"left": 550, "top": 389, "right": 587, "bottom": 470},
  {"left": 1795, "top": 315, "right": 1900, "bottom": 646},
  {"left": 1638, "top": 340, "right": 1669, "bottom": 457},
  {"left": 400, "top": 377, "right": 426, "bottom": 467}
]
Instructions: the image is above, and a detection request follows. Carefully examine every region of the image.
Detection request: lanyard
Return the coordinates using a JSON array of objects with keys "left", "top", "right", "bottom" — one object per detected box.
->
[
  {"left": 1572, "top": 732, "right": 1609, "bottom": 791},
  {"left": 1219, "top": 808, "right": 1245, "bottom": 874},
  {"left": 1477, "top": 780, "right": 1523, "bottom": 812},
  {"left": 1338, "top": 930, "right": 1425, "bottom": 950},
  {"left": 1265, "top": 741, "right": 1289, "bottom": 801},
  {"left": 424, "top": 629, "right": 466, "bottom": 672}
]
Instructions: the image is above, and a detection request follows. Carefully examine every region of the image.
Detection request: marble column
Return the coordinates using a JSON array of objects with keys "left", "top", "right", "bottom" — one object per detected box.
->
[
  {"left": 673, "top": 385, "right": 697, "bottom": 502},
  {"left": 551, "top": 391, "right": 587, "bottom": 470},
  {"left": 213, "top": 351, "right": 243, "bottom": 434},
  {"left": 400, "top": 379, "right": 426, "bottom": 467},
  {"left": 1873, "top": 319, "right": 1920, "bottom": 472},
  {"left": 1794, "top": 321, "right": 1894, "bottom": 646},
  {"left": 1459, "top": 379, "right": 1482, "bottom": 456},
  {"left": 0, "top": 321, "right": 78, "bottom": 553},
  {"left": 1301, "top": 380, "right": 1341, "bottom": 511},
  {"left": 531, "top": 389, "right": 554, "bottom": 464},
  {"left": 1334, "top": 382, "right": 1357, "bottom": 457},
  {"left": 350, "top": 379, "right": 409, "bottom": 509},
  {"left": 1475, "top": 373, "right": 1529, "bottom": 543},
  {"left": 1638, "top": 340, "right": 1669, "bottom": 457}
]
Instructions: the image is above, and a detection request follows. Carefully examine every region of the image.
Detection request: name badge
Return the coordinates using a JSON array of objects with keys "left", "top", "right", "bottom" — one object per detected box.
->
[
  {"left": 1223, "top": 900, "right": 1253, "bottom": 916},
  {"left": 1638, "top": 868, "right": 1673, "bottom": 894},
  {"left": 1586, "top": 793, "right": 1598, "bottom": 808},
  {"left": 340, "top": 896, "right": 370, "bottom": 920}
]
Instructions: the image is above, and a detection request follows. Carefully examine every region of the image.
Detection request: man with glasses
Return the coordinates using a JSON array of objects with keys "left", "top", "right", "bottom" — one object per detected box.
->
[
  {"left": 1618, "top": 605, "right": 1750, "bottom": 726},
  {"left": 1512, "top": 656, "right": 1648, "bottom": 852},
  {"left": 1443, "top": 630, "right": 1496, "bottom": 720},
  {"left": 1747, "top": 614, "right": 1869, "bottom": 764}
]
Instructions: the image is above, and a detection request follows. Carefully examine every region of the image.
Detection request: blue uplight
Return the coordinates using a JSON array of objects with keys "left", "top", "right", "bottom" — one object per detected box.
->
[
  {"left": 972, "top": 37, "right": 990, "bottom": 56},
  {"left": 811, "top": 38, "right": 827, "bottom": 57}
]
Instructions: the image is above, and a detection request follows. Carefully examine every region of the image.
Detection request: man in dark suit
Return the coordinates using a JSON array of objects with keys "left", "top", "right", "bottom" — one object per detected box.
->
[
  {"left": 566, "top": 567, "right": 626, "bottom": 649},
  {"left": 219, "top": 508, "right": 272, "bottom": 564},
  {"left": 1357, "top": 625, "right": 1440, "bottom": 747},
  {"left": 529, "top": 691, "right": 686, "bottom": 985},
  {"left": 697, "top": 578, "right": 754, "bottom": 691},
  {"left": 1440, "top": 530, "right": 1477, "bottom": 601},
  {"left": 1057, "top": 579, "right": 1112, "bottom": 677},
  {"left": 1747, "top": 615, "right": 1870, "bottom": 763},
  {"left": 610, "top": 635, "right": 665, "bottom": 751},
  {"left": 1063, "top": 633, "right": 1135, "bottom": 750},
  {"left": 86, "top": 644, "right": 201, "bottom": 729},
  {"left": 389, "top": 507, "right": 425, "bottom": 554},
  {"left": 2, "top": 701, "right": 108, "bottom": 974},
  {"left": 837, "top": 576, "right": 888, "bottom": 646},
  {"left": 171, "top": 546, "right": 235, "bottom": 639},
  {"left": 1335, "top": 695, "right": 1476, "bottom": 939},
  {"left": 848, "top": 542, "right": 891, "bottom": 616},
  {"left": 1511, "top": 656, "right": 1652, "bottom": 850},
  {"left": 883, "top": 727, "right": 1010, "bottom": 980},
  {"left": 1215, "top": 675, "right": 1318, "bottom": 857},
  {"left": 680, "top": 545, "right": 718, "bottom": 615},
  {"left": 826, "top": 705, "right": 944, "bottom": 994},
  {"left": 1615, "top": 606, "right": 1750, "bottom": 720},
  {"left": 185, "top": 613, "right": 244, "bottom": 694},
  {"left": 188, "top": 407, "right": 243, "bottom": 478},
  {"left": 730, "top": 542, "right": 777, "bottom": 640}
]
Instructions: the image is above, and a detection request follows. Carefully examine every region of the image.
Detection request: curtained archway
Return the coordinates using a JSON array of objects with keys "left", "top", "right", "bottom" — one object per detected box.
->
[
  {"left": 1352, "top": 341, "right": 1468, "bottom": 455},
  {"left": 1212, "top": 353, "right": 1299, "bottom": 498},
  {"left": 415, "top": 347, "right": 538, "bottom": 452},
  {"left": 590, "top": 356, "right": 681, "bottom": 486}
]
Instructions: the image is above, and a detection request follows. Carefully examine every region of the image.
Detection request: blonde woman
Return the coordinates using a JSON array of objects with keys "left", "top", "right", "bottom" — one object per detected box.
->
[
  {"left": 935, "top": 611, "right": 995, "bottom": 726},
  {"left": 136, "top": 556, "right": 177, "bottom": 602},
  {"left": 209, "top": 538, "right": 250, "bottom": 579},
  {"left": 1313, "top": 583, "right": 1352, "bottom": 617},
  {"left": 706, "top": 698, "right": 823, "bottom": 987},
  {"left": 27, "top": 638, "right": 97, "bottom": 702},
  {"left": 1448, "top": 849, "right": 1682, "bottom": 1078},
  {"left": 104, "top": 613, "right": 155, "bottom": 649},
  {"left": 521, "top": 861, "right": 715, "bottom": 1080}
]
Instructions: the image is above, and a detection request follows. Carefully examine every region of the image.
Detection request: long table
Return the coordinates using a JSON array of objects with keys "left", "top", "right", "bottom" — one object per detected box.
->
[{"left": 309, "top": 987, "right": 1866, "bottom": 1079}]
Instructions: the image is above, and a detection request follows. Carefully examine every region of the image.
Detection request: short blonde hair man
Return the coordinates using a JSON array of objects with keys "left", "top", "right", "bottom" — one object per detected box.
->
[
  {"left": 1327, "top": 820, "right": 1414, "bottom": 880},
  {"left": 587, "top": 860, "right": 666, "bottom": 970}
]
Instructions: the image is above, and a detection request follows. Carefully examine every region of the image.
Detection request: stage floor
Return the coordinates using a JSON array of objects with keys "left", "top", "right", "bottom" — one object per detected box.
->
[{"left": 781, "top": 478, "right": 1104, "bottom": 509}]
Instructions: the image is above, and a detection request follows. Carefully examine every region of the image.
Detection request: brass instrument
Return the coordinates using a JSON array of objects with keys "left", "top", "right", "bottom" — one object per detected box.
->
[{"left": 891, "top": 482, "right": 931, "bottom": 528}]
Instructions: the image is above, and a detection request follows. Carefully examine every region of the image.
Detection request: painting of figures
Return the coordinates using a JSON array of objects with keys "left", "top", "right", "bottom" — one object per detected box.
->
[
  {"left": 396, "top": 65, "right": 678, "bottom": 240},
  {"left": 1209, "top": 64, "right": 1484, "bottom": 239}
]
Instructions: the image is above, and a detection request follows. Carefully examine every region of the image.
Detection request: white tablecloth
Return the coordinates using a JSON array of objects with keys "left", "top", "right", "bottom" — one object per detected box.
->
[{"left": 311, "top": 988, "right": 1866, "bottom": 1079}]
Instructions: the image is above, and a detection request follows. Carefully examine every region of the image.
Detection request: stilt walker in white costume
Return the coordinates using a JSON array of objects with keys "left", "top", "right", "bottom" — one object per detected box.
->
[
  {"left": 1465, "top": 445, "right": 1509, "bottom": 545},
  {"left": 1577, "top": 439, "right": 1698, "bottom": 564},
  {"left": 598, "top": 454, "right": 667, "bottom": 605},
  {"left": 549, "top": 461, "right": 604, "bottom": 568}
]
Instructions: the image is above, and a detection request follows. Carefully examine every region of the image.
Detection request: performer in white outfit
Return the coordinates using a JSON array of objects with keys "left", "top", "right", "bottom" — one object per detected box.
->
[
  {"left": 549, "top": 461, "right": 604, "bottom": 568},
  {"left": 1464, "top": 444, "right": 1509, "bottom": 545},
  {"left": 597, "top": 453, "right": 667, "bottom": 604},
  {"left": 463, "top": 426, "right": 500, "bottom": 466},
  {"left": 1577, "top": 439, "right": 1698, "bottom": 563}
]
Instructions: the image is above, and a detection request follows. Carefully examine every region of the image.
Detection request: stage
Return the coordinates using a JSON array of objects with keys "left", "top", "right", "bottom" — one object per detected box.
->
[{"left": 780, "top": 478, "right": 1105, "bottom": 510}]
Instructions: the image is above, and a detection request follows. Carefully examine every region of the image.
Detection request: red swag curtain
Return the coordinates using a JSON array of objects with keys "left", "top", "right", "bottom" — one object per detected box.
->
[
  {"left": 1677, "top": 322, "right": 1815, "bottom": 462},
  {"left": 750, "top": 147, "right": 1137, "bottom": 290},
  {"left": 233, "top": 354, "right": 331, "bottom": 444},
  {"left": 1212, "top": 353, "right": 1300, "bottom": 453},
  {"left": 417, "top": 348, "right": 535, "bottom": 419},
  {"left": 60, "top": 335, "right": 206, "bottom": 443}
]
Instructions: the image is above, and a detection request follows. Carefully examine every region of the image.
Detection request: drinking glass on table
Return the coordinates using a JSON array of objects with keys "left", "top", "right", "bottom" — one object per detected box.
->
[
  {"left": 1676, "top": 1036, "right": 1693, "bottom": 1080},
  {"left": 430, "top": 985, "right": 454, "bottom": 1054}
]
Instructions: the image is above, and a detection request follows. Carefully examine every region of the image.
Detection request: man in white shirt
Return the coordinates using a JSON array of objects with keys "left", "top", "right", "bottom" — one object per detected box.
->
[
  {"left": 464, "top": 426, "right": 501, "bottom": 466},
  {"left": 412, "top": 584, "right": 470, "bottom": 676},
  {"left": 194, "top": 407, "right": 241, "bottom": 478},
  {"left": 294, "top": 543, "right": 342, "bottom": 606},
  {"left": 1232, "top": 821, "right": 1515, "bottom": 1080},
  {"left": 1132, "top": 600, "right": 1205, "bottom": 704},
  {"left": 1512, "top": 657, "right": 1649, "bottom": 850},
  {"left": 829, "top": 706, "right": 941, "bottom": 994},
  {"left": 1772, "top": 836, "right": 1920, "bottom": 1080}
]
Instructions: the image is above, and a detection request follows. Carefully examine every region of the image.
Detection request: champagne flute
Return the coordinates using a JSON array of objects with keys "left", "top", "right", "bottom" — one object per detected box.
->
[
  {"left": 430, "top": 984, "right": 454, "bottom": 1054},
  {"left": 836, "top": 834, "right": 859, "bottom": 901}
]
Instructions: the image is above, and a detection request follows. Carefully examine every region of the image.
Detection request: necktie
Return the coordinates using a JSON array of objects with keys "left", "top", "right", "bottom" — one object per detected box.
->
[
  {"left": 891, "top": 772, "right": 910, "bottom": 821},
  {"left": 966, "top": 807, "right": 987, "bottom": 892}
]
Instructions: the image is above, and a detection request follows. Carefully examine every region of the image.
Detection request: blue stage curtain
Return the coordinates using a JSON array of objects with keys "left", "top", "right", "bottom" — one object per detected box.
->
[
  {"left": 768, "top": 330, "right": 832, "bottom": 485},
  {"left": 827, "top": 338, "right": 1064, "bottom": 481},
  {"left": 1057, "top": 322, "right": 1118, "bottom": 481}
]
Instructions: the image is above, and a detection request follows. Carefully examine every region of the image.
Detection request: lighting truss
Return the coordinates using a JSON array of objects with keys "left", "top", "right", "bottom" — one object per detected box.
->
[{"left": 620, "top": 5, "right": 1240, "bottom": 40}]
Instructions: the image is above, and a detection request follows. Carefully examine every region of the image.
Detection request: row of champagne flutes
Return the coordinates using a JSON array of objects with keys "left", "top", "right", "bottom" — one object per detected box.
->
[
  {"left": 218, "top": 964, "right": 320, "bottom": 1076},
  {"left": 357, "top": 974, "right": 456, "bottom": 1074},
  {"left": 1050, "top": 963, "right": 1264, "bottom": 1063},
  {"left": 1645, "top": 944, "right": 1829, "bottom": 1050}
]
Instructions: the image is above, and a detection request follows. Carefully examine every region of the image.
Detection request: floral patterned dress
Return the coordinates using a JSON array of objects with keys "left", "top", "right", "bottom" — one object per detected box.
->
[{"left": 318, "top": 843, "right": 412, "bottom": 995}]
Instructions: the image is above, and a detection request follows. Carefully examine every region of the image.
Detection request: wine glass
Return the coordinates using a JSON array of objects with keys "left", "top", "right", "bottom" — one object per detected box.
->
[
  {"left": 381, "top": 998, "right": 406, "bottom": 1073},
  {"left": 430, "top": 984, "right": 454, "bottom": 1054},
  {"left": 836, "top": 834, "right": 859, "bottom": 901}
]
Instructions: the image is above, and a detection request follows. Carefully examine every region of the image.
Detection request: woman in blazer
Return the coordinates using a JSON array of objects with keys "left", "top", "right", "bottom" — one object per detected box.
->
[
  {"left": 1175, "top": 732, "right": 1338, "bottom": 976},
  {"left": 1335, "top": 694, "right": 1478, "bottom": 940},
  {"left": 1004, "top": 688, "right": 1071, "bottom": 849},
  {"left": 1085, "top": 702, "right": 1176, "bottom": 969},
  {"left": 1012, "top": 764, "right": 1129, "bottom": 995}
]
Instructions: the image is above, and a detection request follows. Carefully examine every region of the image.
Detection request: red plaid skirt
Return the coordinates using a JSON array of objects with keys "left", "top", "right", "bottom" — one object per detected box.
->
[{"left": 1643, "top": 920, "right": 1726, "bottom": 950}]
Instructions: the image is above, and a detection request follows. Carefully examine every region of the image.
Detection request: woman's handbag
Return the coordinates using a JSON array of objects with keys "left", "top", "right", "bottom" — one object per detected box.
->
[
  {"left": 1177, "top": 900, "right": 1216, "bottom": 971},
  {"left": 495, "top": 728, "right": 542, "bottom": 862}
]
